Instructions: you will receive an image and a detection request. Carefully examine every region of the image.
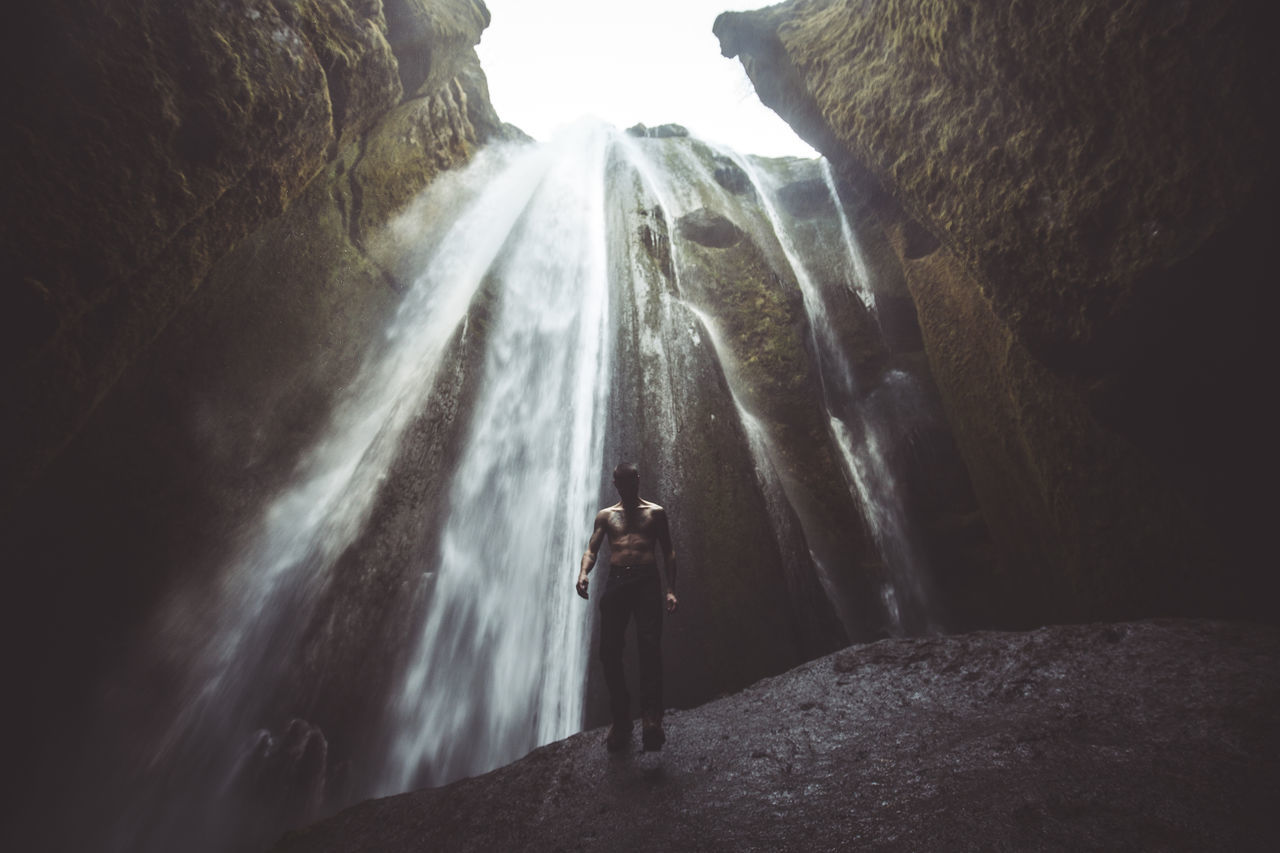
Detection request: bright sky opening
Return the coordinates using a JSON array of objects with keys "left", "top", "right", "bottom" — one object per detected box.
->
[{"left": 476, "top": 0, "right": 818, "bottom": 158}]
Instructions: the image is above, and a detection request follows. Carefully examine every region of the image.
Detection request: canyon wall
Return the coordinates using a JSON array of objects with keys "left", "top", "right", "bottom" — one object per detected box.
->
[
  {"left": 716, "top": 0, "right": 1275, "bottom": 626},
  {"left": 1, "top": 0, "right": 505, "bottom": 843}
]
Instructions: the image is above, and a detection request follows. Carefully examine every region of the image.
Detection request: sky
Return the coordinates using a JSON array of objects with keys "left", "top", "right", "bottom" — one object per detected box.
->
[{"left": 475, "top": 0, "right": 818, "bottom": 158}]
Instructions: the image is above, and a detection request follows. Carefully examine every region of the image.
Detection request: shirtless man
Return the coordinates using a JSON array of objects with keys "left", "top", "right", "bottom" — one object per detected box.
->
[{"left": 576, "top": 462, "right": 678, "bottom": 752}]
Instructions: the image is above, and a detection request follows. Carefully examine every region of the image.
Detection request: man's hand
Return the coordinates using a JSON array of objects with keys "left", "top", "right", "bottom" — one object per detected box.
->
[
  {"left": 665, "top": 591, "right": 678, "bottom": 613},
  {"left": 576, "top": 572, "right": 590, "bottom": 600}
]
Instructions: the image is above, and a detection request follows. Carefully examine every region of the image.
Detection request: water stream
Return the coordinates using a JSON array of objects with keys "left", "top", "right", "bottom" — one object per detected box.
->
[
  {"left": 121, "top": 130, "right": 611, "bottom": 852},
  {"left": 381, "top": 122, "right": 613, "bottom": 791}
]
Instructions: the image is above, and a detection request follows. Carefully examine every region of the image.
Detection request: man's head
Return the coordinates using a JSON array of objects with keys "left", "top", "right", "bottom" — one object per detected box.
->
[{"left": 613, "top": 462, "right": 640, "bottom": 503}]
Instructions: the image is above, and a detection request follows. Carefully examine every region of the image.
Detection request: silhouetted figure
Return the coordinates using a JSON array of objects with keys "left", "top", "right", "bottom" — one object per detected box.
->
[{"left": 576, "top": 462, "right": 679, "bottom": 752}]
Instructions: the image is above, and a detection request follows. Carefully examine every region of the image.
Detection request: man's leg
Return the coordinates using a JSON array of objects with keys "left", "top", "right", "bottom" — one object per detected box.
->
[
  {"left": 634, "top": 577, "right": 665, "bottom": 750},
  {"left": 598, "top": 585, "right": 632, "bottom": 751}
]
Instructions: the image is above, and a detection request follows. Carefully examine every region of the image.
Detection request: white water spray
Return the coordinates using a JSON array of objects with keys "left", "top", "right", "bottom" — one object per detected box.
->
[
  {"left": 382, "top": 122, "right": 614, "bottom": 790},
  {"left": 106, "top": 134, "right": 581, "bottom": 853},
  {"left": 151, "top": 141, "right": 558, "bottom": 769}
]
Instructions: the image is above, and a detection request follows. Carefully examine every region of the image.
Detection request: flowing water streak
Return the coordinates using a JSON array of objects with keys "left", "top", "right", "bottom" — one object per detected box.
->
[
  {"left": 820, "top": 159, "right": 876, "bottom": 312},
  {"left": 148, "top": 141, "right": 557, "bottom": 774},
  {"left": 725, "top": 150, "right": 937, "bottom": 635},
  {"left": 383, "top": 122, "right": 614, "bottom": 791}
]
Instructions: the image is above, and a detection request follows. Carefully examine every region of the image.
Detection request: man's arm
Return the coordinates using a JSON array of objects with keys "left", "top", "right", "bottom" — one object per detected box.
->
[
  {"left": 655, "top": 508, "right": 678, "bottom": 613},
  {"left": 577, "top": 511, "right": 607, "bottom": 599}
]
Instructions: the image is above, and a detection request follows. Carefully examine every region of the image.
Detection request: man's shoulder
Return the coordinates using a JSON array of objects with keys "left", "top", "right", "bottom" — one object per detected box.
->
[
  {"left": 641, "top": 499, "right": 666, "bottom": 515},
  {"left": 596, "top": 504, "right": 622, "bottom": 519}
]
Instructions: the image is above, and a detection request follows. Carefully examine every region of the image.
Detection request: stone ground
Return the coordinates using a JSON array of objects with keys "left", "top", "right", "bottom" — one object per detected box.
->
[{"left": 273, "top": 619, "right": 1279, "bottom": 852}]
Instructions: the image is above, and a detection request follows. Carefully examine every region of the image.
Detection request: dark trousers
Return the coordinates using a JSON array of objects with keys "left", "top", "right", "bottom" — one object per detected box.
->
[{"left": 599, "top": 564, "right": 663, "bottom": 726}]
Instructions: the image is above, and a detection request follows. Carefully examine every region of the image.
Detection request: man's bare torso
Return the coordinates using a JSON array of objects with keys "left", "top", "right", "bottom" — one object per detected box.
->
[
  {"left": 577, "top": 479, "right": 677, "bottom": 608},
  {"left": 599, "top": 499, "right": 665, "bottom": 566}
]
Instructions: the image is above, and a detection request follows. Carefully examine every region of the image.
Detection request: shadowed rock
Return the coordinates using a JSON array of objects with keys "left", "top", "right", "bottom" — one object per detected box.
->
[{"left": 676, "top": 208, "right": 744, "bottom": 248}]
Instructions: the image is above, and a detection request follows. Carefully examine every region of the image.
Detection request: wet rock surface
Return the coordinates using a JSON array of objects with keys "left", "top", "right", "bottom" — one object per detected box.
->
[
  {"left": 776, "top": 178, "right": 834, "bottom": 220},
  {"left": 273, "top": 619, "right": 1280, "bottom": 852}
]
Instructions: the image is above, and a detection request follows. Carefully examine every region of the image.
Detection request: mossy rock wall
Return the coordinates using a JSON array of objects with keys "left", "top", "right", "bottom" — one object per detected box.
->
[
  {"left": 2, "top": 0, "right": 503, "bottom": 833},
  {"left": 716, "top": 0, "right": 1274, "bottom": 624},
  {"left": 1, "top": 0, "right": 495, "bottom": 507}
]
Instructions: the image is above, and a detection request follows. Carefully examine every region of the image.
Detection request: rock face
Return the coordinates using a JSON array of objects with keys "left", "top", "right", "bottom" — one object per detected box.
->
[
  {"left": 2, "top": 2, "right": 503, "bottom": 848},
  {"left": 715, "top": 0, "right": 1276, "bottom": 626},
  {"left": 270, "top": 619, "right": 1280, "bottom": 852}
]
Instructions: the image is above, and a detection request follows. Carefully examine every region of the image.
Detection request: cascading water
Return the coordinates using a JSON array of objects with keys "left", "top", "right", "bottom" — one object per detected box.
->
[
  {"left": 117, "top": 129, "right": 611, "bottom": 853},
  {"left": 159, "top": 142, "right": 554, "bottom": 744},
  {"left": 382, "top": 122, "right": 613, "bottom": 791}
]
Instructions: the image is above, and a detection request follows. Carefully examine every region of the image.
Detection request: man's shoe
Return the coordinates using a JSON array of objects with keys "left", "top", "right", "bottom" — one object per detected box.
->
[
  {"left": 605, "top": 721, "right": 632, "bottom": 753},
  {"left": 641, "top": 721, "right": 666, "bottom": 752}
]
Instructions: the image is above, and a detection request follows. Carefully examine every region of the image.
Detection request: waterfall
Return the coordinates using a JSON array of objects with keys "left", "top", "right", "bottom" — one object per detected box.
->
[
  {"left": 162, "top": 142, "right": 553, "bottom": 736},
  {"left": 118, "top": 129, "right": 611, "bottom": 853},
  {"left": 382, "top": 121, "right": 613, "bottom": 791},
  {"left": 616, "top": 133, "right": 938, "bottom": 636},
  {"left": 99, "top": 121, "right": 943, "bottom": 853}
]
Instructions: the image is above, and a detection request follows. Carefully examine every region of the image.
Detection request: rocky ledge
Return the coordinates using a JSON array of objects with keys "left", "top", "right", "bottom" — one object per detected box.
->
[{"left": 274, "top": 619, "right": 1279, "bottom": 851}]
